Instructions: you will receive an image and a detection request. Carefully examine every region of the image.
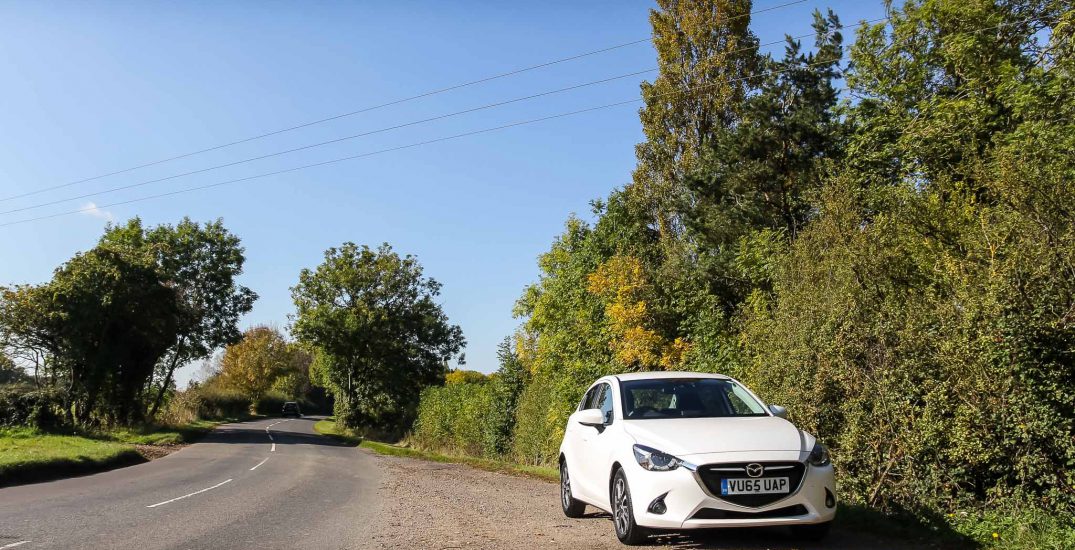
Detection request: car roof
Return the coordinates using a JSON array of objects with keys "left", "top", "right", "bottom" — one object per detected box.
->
[{"left": 610, "top": 371, "right": 731, "bottom": 382}]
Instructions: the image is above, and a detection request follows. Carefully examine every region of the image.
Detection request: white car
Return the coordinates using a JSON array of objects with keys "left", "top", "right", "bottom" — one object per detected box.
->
[{"left": 558, "top": 372, "right": 836, "bottom": 545}]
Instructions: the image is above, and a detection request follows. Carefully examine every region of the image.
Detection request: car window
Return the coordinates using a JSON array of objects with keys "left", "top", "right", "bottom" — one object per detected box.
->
[
  {"left": 596, "top": 383, "right": 614, "bottom": 424},
  {"left": 621, "top": 378, "right": 768, "bottom": 419},
  {"left": 579, "top": 385, "right": 598, "bottom": 411}
]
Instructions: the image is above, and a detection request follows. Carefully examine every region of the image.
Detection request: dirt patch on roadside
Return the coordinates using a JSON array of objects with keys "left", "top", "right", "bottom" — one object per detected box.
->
[
  {"left": 133, "top": 443, "right": 185, "bottom": 461},
  {"left": 363, "top": 451, "right": 919, "bottom": 550}
]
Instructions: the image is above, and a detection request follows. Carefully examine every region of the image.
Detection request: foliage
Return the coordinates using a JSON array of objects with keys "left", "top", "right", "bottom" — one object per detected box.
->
[
  {"left": 412, "top": 340, "right": 527, "bottom": 458},
  {"left": 291, "top": 242, "right": 464, "bottom": 434},
  {"left": 0, "top": 354, "right": 31, "bottom": 386},
  {"left": 410, "top": 0, "right": 1075, "bottom": 544},
  {"left": 0, "top": 386, "right": 63, "bottom": 429},
  {"left": 218, "top": 325, "right": 295, "bottom": 404},
  {"left": 98, "top": 217, "right": 256, "bottom": 418},
  {"left": 0, "top": 216, "right": 253, "bottom": 427},
  {"left": 0, "top": 244, "right": 180, "bottom": 425}
]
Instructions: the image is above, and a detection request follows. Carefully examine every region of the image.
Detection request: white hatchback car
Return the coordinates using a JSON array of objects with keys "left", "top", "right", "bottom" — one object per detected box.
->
[{"left": 558, "top": 372, "right": 836, "bottom": 545}]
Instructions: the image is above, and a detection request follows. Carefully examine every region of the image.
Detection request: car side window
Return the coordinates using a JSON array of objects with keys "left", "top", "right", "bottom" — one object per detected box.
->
[
  {"left": 579, "top": 386, "right": 598, "bottom": 411},
  {"left": 596, "top": 383, "right": 614, "bottom": 425}
]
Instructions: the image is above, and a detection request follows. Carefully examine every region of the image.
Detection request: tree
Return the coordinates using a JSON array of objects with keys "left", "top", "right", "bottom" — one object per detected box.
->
[
  {"left": 291, "top": 243, "right": 464, "bottom": 433},
  {"left": 219, "top": 326, "right": 293, "bottom": 404},
  {"left": 0, "top": 244, "right": 180, "bottom": 424},
  {"left": 98, "top": 217, "right": 256, "bottom": 418},
  {"left": 631, "top": 0, "right": 760, "bottom": 239},
  {"left": 0, "top": 354, "right": 31, "bottom": 386}
]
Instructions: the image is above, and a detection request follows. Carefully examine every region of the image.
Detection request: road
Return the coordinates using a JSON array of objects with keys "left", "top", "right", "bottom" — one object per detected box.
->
[{"left": 0, "top": 417, "right": 380, "bottom": 550}]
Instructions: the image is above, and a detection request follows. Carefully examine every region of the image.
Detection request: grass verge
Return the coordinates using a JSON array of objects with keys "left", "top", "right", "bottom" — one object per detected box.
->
[
  {"left": 0, "top": 427, "right": 143, "bottom": 486},
  {"left": 313, "top": 418, "right": 557, "bottom": 481},
  {"left": 0, "top": 418, "right": 238, "bottom": 487}
]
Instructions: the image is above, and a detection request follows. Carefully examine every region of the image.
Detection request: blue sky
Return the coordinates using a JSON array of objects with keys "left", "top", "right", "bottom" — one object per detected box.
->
[{"left": 0, "top": 1, "right": 885, "bottom": 386}]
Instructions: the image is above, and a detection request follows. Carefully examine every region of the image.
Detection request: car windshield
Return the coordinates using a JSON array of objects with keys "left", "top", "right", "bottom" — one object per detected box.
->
[{"left": 620, "top": 378, "right": 768, "bottom": 419}]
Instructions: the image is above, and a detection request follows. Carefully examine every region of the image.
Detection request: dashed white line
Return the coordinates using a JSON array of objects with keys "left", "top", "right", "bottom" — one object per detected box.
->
[
  {"left": 146, "top": 479, "right": 233, "bottom": 508},
  {"left": 250, "top": 457, "right": 270, "bottom": 471},
  {"left": 0, "top": 541, "right": 31, "bottom": 549}
]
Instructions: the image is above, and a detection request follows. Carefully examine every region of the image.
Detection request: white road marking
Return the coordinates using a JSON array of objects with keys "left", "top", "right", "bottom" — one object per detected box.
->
[
  {"left": 250, "top": 457, "right": 270, "bottom": 471},
  {"left": 0, "top": 541, "right": 31, "bottom": 549},
  {"left": 267, "top": 433, "right": 273, "bottom": 441},
  {"left": 271, "top": 442, "right": 276, "bottom": 452},
  {"left": 146, "top": 479, "right": 233, "bottom": 508}
]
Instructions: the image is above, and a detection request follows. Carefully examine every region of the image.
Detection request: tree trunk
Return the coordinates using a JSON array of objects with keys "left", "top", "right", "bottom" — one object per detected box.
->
[{"left": 149, "top": 341, "right": 185, "bottom": 419}]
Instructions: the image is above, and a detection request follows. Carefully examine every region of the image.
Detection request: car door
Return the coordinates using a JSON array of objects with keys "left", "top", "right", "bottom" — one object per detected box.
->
[
  {"left": 563, "top": 384, "right": 600, "bottom": 502},
  {"left": 574, "top": 381, "right": 616, "bottom": 507}
]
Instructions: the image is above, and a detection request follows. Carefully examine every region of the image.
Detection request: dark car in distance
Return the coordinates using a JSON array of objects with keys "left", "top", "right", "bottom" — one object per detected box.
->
[{"left": 282, "top": 401, "right": 302, "bottom": 418}]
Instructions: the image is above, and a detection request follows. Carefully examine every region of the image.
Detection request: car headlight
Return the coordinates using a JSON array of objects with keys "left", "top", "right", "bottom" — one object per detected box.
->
[
  {"left": 633, "top": 444, "right": 687, "bottom": 471},
  {"left": 807, "top": 441, "right": 830, "bottom": 466}
]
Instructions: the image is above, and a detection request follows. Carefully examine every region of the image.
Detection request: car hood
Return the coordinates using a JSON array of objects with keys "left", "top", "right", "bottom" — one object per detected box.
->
[{"left": 622, "top": 416, "right": 811, "bottom": 457}]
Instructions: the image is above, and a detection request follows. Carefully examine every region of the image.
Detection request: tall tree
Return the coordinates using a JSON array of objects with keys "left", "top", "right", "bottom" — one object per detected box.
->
[
  {"left": 99, "top": 217, "right": 256, "bottom": 418},
  {"left": 291, "top": 243, "right": 464, "bottom": 432},
  {"left": 685, "top": 9, "right": 844, "bottom": 303},
  {"left": 631, "top": 0, "right": 760, "bottom": 239}
]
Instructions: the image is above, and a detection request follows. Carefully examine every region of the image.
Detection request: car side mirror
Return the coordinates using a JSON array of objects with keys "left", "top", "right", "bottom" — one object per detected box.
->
[
  {"left": 577, "top": 408, "right": 605, "bottom": 428},
  {"left": 769, "top": 404, "right": 787, "bottom": 419}
]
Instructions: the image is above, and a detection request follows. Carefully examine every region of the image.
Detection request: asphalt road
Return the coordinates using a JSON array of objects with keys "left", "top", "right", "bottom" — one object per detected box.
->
[{"left": 0, "top": 417, "right": 380, "bottom": 550}]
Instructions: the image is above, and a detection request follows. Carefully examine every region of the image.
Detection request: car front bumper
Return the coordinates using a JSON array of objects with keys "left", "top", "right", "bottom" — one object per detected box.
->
[{"left": 625, "top": 451, "right": 837, "bottom": 530}]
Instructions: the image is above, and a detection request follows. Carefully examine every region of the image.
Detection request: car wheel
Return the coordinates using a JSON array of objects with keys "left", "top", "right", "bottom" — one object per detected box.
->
[
  {"left": 611, "top": 468, "right": 648, "bottom": 545},
  {"left": 560, "top": 460, "right": 587, "bottom": 518},
  {"left": 791, "top": 521, "right": 832, "bottom": 541}
]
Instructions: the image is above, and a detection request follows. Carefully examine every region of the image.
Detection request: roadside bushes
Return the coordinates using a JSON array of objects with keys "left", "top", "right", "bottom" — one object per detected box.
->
[
  {"left": 0, "top": 385, "right": 63, "bottom": 430},
  {"left": 412, "top": 343, "right": 526, "bottom": 458}
]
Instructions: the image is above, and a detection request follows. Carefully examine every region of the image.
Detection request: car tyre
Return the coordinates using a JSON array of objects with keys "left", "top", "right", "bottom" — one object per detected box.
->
[
  {"left": 560, "top": 459, "right": 587, "bottom": 518},
  {"left": 790, "top": 521, "right": 832, "bottom": 541},
  {"left": 611, "top": 468, "right": 648, "bottom": 545}
]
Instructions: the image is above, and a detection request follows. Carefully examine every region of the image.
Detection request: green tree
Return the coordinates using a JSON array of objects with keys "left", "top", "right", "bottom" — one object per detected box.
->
[
  {"left": 98, "top": 217, "right": 256, "bottom": 418},
  {"left": 0, "top": 244, "right": 180, "bottom": 424},
  {"left": 0, "top": 354, "right": 30, "bottom": 386},
  {"left": 686, "top": 9, "right": 843, "bottom": 285},
  {"left": 631, "top": 0, "right": 761, "bottom": 239},
  {"left": 291, "top": 243, "right": 464, "bottom": 433}
]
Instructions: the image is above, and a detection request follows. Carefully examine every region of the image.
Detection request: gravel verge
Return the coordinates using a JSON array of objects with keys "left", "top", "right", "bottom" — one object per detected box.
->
[{"left": 361, "top": 449, "right": 919, "bottom": 550}]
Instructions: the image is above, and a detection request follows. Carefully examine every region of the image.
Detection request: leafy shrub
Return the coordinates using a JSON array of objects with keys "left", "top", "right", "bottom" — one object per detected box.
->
[{"left": 0, "top": 386, "right": 64, "bottom": 430}]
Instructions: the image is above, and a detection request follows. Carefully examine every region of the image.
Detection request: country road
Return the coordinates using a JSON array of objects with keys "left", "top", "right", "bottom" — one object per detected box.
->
[
  {"left": 0, "top": 418, "right": 917, "bottom": 550},
  {"left": 0, "top": 417, "right": 380, "bottom": 549}
]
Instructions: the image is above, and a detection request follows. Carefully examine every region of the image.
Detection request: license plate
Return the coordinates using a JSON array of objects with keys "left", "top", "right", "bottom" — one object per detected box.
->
[{"left": 720, "top": 477, "right": 790, "bottom": 495}]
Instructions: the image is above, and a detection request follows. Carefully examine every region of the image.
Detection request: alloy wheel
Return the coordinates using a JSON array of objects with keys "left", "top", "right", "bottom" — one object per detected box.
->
[
  {"left": 560, "top": 463, "right": 572, "bottom": 510},
  {"left": 613, "top": 477, "right": 630, "bottom": 535}
]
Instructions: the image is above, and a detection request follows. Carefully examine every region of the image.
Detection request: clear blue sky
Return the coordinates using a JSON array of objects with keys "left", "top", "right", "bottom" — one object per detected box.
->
[{"left": 0, "top": 1, "right": 885, "bottom": 387}]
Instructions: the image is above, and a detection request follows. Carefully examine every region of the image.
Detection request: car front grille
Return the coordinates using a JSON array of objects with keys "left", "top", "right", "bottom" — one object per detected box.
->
[
  {"left": 689, "top": 504, "right": 808, "bottom": 520},
  {"left": 695, "top": 461, "right": 806, "bottom": 507}
]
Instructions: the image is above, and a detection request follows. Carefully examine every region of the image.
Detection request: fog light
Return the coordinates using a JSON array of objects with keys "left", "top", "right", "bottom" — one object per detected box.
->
[
  {"left": 825, "top": 488, "right": 836, "bottom": 509},
  {"left": 648, "top": 492, "right": 669, "bottom": 515}
]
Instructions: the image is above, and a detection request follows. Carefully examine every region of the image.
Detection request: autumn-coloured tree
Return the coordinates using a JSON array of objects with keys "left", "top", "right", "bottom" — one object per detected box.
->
[{"left": 219, "top": 326, "right": 293, "bottom": 404}]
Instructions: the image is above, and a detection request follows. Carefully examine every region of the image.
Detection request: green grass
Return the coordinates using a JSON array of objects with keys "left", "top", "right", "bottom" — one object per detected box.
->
[
  {"left": 313, "top": 418, "right": 557, "bottom": 481},
  {"left": 0, "top": 418, "right": 234, "bottom": 486},
  {"left": 105, "top": 419, "right": 228, "bottom": 446},
  {"left": 0, "top": 427, "right": 142, "bottom": 485}
]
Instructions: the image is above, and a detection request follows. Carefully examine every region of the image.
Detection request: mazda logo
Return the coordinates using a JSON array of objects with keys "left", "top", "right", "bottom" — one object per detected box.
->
[{"left": 745, "top": 463, "right": 764, "bottom": 478}]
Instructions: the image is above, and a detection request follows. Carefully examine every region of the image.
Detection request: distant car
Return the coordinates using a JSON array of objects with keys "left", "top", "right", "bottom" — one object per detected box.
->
[
  {"left": 281, "top": 402, "right": 302, "bottom": 418},
  {"left": 558, "top": 372, "right": 836, "bottom": 545}
]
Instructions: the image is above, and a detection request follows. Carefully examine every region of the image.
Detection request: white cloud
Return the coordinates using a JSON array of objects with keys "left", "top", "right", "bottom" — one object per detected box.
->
[{"left": 79, "top": 201, "right": 114, "bottom": 222}]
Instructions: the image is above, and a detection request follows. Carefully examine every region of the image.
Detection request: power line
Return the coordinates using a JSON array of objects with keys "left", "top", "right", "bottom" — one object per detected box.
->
[
  {"left": 3, "top": 14, "right": 1035, "bottom": 229},
  {"left": 0, "top": 0, "right": 808, "bottom": 203},
  {"left": 2, "top": 16, "right": 890, "bottom": 217},
  {"left": 0, "top": 50, "right": 855, "bottom": 229}
]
